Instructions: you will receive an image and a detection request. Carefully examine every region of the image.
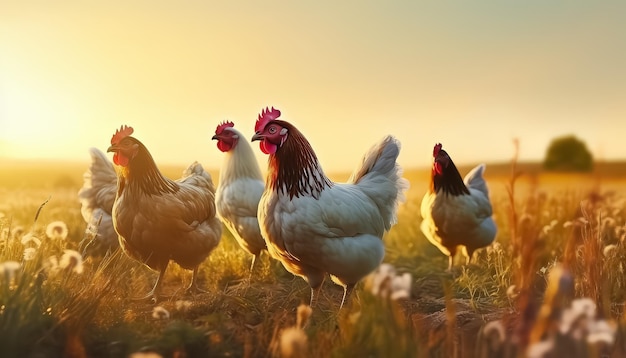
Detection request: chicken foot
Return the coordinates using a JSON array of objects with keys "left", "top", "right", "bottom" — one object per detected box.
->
[{"left": 132, "top": 264, "right": 168, "bottom": 303}]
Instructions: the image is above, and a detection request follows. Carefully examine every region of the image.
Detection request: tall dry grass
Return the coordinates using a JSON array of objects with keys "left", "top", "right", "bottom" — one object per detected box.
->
[{"left": 1, "top": 155, "right": 626, "bottom": 357}]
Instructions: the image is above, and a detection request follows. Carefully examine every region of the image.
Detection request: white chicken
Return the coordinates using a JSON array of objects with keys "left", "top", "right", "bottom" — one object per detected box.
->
[
  {"left": 78, "top": 147, "right": 118, "bottom": 256},
  {"left": 251, "top": 107, "right": 409, "bottom": 308},
  {"left": 211, "top": 121, "right": 267, "bottom": 273},
  {"left": 420, "top": 143, "right": 497, "bottom": 270}
]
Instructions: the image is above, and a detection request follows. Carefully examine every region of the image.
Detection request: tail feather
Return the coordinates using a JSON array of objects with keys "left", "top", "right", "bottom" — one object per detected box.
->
[
  {"left": 78, "top": 148, "right": 117, "bottom": 221},
  {"left": 463, "top": 164, "right": 489, "bottom": 197},
  {"left": 180, "top": 161, "right": 216, "bottom": 192},
  {"left": 349, "top": 136, "right": 409, "bottom": 230},
  {"left": 77, "top": 148, "right": 118, "bottom": 256}
]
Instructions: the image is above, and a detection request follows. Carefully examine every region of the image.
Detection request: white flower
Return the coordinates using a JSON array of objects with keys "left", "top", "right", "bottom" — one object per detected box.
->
[
  {"left": 559, "top": 298, "right": 596, "bottom": 338},
  {"left": 603, "top": 244, "right": 618, "bottom": 257},
  {"left": 21, "top": 233, "right": 42, "bottom": 247},
  {"left": 296, "top": 304, "right": 312, "bottom": 329},
  {"left": 175, "top": 300, "right": 192, "bottom": 312},
  {"left": 152, "top": 306, "right": 170, "bottom": 320},
  {"left": 483, "top": 320, "right": 506, "bottom": 344},
  {"left": 0, "top": 261, "right": 21, "bottom": 280},
  {"left": 23, "top": 247, "right": 37, "bottom": 261},
  {"left": 45, "top": 221, "right": 69, "bottom": 240},
  {"left": 59, "top": 250, "right": 84, "bottom": 274},
  {"left": 390, "top": 272, "right": 412, "bottom": 300},
  {"left": 12, "top": 226, "right": 25, "bottom": 241},
  {"left": 587, "top": 320, "right": 616, "bottom": 345},
  {"left": 280, "top": 327, "right": 308, "bottom": 358},
  {"left": 367, "top": 264, "right": 412, "bottom": 301},
  {"left": 506, "top": 285, "right": 519, "bottom": 300},
  {"left": 526, "top": 339, "right": 554, "bottom": 358}
]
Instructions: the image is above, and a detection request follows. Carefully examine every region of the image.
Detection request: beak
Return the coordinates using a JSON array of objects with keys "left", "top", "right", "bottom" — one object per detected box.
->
[
  {"left": 211, "top": 134, "right": 219, "bottom": 140},
  {"left": 251, "top": 132, "right": 263, "bottom": 142},
  {"left": 107, "top": 144, "right": 117, "bottom": 153}
]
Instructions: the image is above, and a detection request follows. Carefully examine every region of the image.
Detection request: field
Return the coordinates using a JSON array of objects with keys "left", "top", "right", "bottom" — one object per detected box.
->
[{"left": 1, "top": 156, "right": 626, "bottom": 358}]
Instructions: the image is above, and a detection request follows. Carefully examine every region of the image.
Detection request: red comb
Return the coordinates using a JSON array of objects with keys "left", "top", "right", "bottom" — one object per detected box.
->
[
  {"left": 111, "top": 125, "right": 134, "bottom": 145},
  {"left": 215, "top": 120, "right": 234, "bottom": 135},
  {"left": 433, "top": 143, "right": 442, "bottom": 157},
  {"left": 255, "top": 106, "right": 281, "bottom": 133}
]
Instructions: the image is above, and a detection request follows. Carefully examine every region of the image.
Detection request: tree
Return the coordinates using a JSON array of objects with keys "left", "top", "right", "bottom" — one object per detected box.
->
[{"left": 543, "top": 135, "right": 593, "bottom": 172}]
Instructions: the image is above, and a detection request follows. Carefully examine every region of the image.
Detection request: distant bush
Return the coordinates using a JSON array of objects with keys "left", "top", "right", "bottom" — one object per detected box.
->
[{"left": 543, "top": 135, "right": 593, "bottom": 172}]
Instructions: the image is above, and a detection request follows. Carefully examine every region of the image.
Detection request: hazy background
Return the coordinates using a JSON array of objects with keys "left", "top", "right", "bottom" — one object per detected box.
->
[{"left": 2, "top": 1, "right": 625, "bottom": 172}]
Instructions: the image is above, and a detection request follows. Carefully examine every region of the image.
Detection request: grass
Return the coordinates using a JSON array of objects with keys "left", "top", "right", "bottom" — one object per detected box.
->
[{"left": 2, "top": 156, "right": 626, "bottom": 357}]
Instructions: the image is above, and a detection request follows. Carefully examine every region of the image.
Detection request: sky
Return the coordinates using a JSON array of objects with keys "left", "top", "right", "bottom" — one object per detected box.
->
[{"left": 1, "top": 1, "right": 625, "bottom": 172}]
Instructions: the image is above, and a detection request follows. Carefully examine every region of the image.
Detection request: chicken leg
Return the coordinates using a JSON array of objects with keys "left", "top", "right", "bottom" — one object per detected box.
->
[
  {"left": 133, "top": 263, "right": 168, "bottom": 303},
  {"left": 185, "top": 266, "right": 207, "bottom": 295}
]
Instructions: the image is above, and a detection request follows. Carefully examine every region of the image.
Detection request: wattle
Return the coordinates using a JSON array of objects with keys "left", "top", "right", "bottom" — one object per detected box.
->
[
  {"left": 217, "top": 140, "right": 232, "bottom": 152},
  {"left": 260, "top": 140, "right": 277, "bottom": 154},
  {"left": 113, "top": 153, "right": 129, "bottom": 167}
]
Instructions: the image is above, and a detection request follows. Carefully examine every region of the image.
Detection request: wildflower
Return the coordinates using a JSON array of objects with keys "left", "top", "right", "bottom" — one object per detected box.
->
[
  {"left": 526, "top": 339, "right": 554, "bottom": 358},
  {"left": 59, "top": 250, "right": 84, "bottom": 274},
  {"left": 587, "top": 319, "right": 616, "bottom": 345},
  {"left": 175, "top": 300, "right": 192, "bottom": 312},
  {"left": 280, "top": 327, "right": 308, "bottom": 358},
  {"left": 152, "top": 306, "right": 170, "bottom": 320},
  {"left": 46, "top": 221, "right": 69, "bottom": 240},
  {"left": 296, "top": 304, "right": 312, "bottom": 329},
  {"left": 483, "top": 320, "right": 505, "bottom": 342},
  {"left": 603, "top": 244, "right": 617, "bottom": 257},
  {"left": 23, "top": 247, "right": 37, "bottom": 261},
  {"left": 369, "top": 263, "right": 395, "bottom": 297},
  {"left": 506, "top": 285, "right": 519, "bottom": 300},
  {"left": 0, "top": 261, "right": 21, "bottom": 280},
  {"left": 390, "top": 272, "right": 412, "bottom": 300},
  {"left": 21, "top": 233, "right": 42, "bottom": 247},
  {"left": 559, "top": 298, "right": 596, "bottom": 339},
  {"left": 12, "top": 226, "right": 25, "bottom": 241}
]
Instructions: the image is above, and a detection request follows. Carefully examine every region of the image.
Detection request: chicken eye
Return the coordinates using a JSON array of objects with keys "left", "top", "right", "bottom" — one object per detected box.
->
[{"left": 268, "top": 126, "right": 277, "bottom": 134}]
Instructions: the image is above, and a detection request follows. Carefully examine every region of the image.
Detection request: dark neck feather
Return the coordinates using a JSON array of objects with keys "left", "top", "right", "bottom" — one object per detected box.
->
[
  {"left": 122, "top": 139, "right": 178, "bottom": 195},
  {"left": 432, "top": 159, "right": 470, "bottom": 196},
  {"left": 266, "top": 121, "right": 332, "bottom": 199}
]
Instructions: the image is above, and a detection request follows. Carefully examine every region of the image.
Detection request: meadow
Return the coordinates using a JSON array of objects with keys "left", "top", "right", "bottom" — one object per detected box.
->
[{"left": 1, "top": 154, "right": 626, "bottom": 358}]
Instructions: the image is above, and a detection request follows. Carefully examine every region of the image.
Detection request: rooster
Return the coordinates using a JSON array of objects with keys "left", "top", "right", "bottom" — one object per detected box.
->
[
  {"left": 107, "top": 125, "right": 222, "bottom": 301},
  {"left": 211, "top": 121, "right": 267, "bottom": 273},
  {"left": 251, "top": 107, "right": 408, "bottom": 308},
  {"left": 420, "top": 143, "right": 497, "bottom": 270},
  {"left": 78, "top": 147, "right": 119, "bottom": 256}
]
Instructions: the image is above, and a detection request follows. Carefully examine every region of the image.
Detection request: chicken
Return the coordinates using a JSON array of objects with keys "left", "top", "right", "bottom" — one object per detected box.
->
[
  {"left": 251, "top": 107, "right": 409, "bottom": 308},
  {"left": 77, "top": 147, "right": 118, "bottom": 256},
  {"left": 420, "top": 143, "right": 497, "bottom": 270},
  {"left": 107, "top": 125, "right": 222, "bottom": 301},
  {"left": 211, "top": 121, "right": 266, "bottom": 273}
]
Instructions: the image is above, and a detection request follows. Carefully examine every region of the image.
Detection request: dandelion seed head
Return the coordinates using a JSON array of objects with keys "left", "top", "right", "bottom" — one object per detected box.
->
[
  {"left": 587, "top": 320, "right": 616, "bottom": 345},
  {"left": 59, "top": 250, "right": 84, "bottom": 274},
  {"left": 12, "top": 226, "right": 25, "bottom": 241},
  {"left": 21, "top": 233, "right": 41, "bottom": 247},
  {"left": 0, "top": 261, "right": 21, "bottom": 279},
  {"left": 280, "top": 327, "right": 308, "bottom": 358},
  {"left": 526, "top": 339, "right": 554, "bottom": 358},
  {"left": 23, "top": 247, "right": 36, "bottom": 261},
  {"left": 175, "top": 300, "right": 192, "bottom": 312},
  {"left": 483, "top": 320, "right": 506, "bottom": 342},
  {"left": 506, "top": 285, "right": 519, "bottom": 300},
  {"left": 152, "top": 306, "right": 170, "bottom": 320},
  {"left": 603, "top": 244, "right": 617, "bottom": 257},
  {"left": 296, "top": 304, "right": 312, "bottom": 329},
  {"left": 46, "top": 221, "right": 69, "bottom": 240}
]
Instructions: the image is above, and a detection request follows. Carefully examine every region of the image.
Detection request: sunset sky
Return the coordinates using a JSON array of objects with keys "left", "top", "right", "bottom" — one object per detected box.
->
[{"left": 1, "top": 1, "right": 625, "bottom": 172}]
